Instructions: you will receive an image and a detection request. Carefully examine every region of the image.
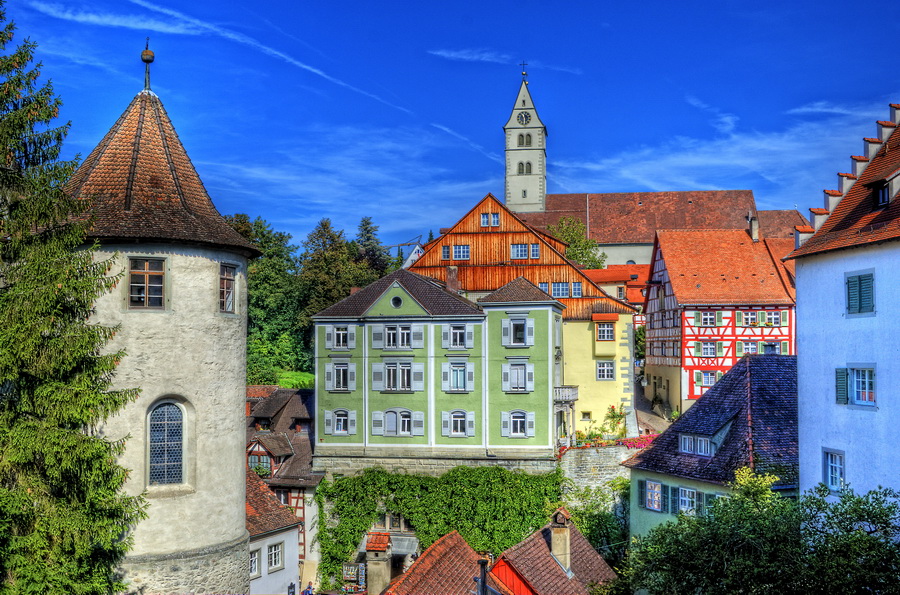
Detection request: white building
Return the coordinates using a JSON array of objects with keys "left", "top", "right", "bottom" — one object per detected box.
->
[
  {"left": 247, "top": 469, "right": 302, "bottom": 595},
  {"left": 788, "top": 103, "right": 900, "bottom": 494}
]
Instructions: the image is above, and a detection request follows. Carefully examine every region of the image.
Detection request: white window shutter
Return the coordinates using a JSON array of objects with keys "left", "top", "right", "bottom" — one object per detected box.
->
[
  {"left": 465, "top": 324, "right": 474, "bottom": 348},
  {"left": 348, "top": 326, "right": 356, "bottom": 349},
  {"left": 501, "top": 411, "right": 510, "bottom": 437},
  {"left": 412, "top": 411, "right": 425, "bottom": 436},
  {"left": 526, "top": 364, "right": 535, "bottom": 392},
  {"left": 466, "top": 411, "right": 475, "bottom": 437},
  {"left": 412, "top": 325, "right": 425, "bottom": 348},
  {"left": 501, "top": 364, "right": 511, "bottom": 392},
  {"left": 371, "top": 411, "right": 384, "bottom": 436},
  {"left": 466, "top": 362, "right": 475, "bottom": 391},
  {"left": 526, "top": 411, "right": 536, "bottom": 437},
  {"left": 442, "top": 362, "right": 450, "bottom": 391},
  {"left": 323, "top": 410, "right": 333, "bottom": 435},
  {"left": 348, "top": 410, "right": 357, "bottom": 435},
  {"left": 325, "top": 363, "right": 334, "bottom": 391},
  {"left": 501, "top": 319, "right": 510, "bottom": 346},
  {"left": 372, "top": 324, "right": 384, "bottom": 349},
  {"left": 348, "top": 363, "right": 356, "bottom": 391},
  {"left": 442, "top": 325, "right": 450, "bottom": 349},
  {"left": 412, "top": 363, "right": 425, "bottom": 391},
  {"left": 372, "top": 364, "right": 384, "bottom": 391},
  {"left": 324, "top": 326, "right": 333, "bottom": 349},
  {"left": 441, "top": 411, "right": 450, "bottom": 436},
  {"left": 526, "top": 318, "right": 535, "bottom": 346}
]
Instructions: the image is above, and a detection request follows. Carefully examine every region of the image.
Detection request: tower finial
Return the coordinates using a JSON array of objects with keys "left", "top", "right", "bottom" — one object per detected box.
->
[
  {"left": 141, "top": 37, "right": 155, "bottom": 91},
  {"left": 520, "top": 60, "right": 528, "bottom": 82}
]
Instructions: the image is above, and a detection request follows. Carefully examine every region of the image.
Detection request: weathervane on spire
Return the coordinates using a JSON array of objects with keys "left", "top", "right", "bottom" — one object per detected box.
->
[
  {"left": 520, "top": 61, "right": 528, "bottom": 83},
  {"left": 141, "top": 37, "right": 155, "bottom": 91}
]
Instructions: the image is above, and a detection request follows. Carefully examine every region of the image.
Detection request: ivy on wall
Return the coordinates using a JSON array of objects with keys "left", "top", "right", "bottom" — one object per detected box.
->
[{"left": 314, "top": 466, "right": 563, "bottom": 589}]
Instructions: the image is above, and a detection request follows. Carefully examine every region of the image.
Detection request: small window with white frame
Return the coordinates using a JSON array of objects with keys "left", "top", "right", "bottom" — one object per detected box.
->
[
  {"left": 530, "top": 243, "right": 540, "bottom": 259},
  {"left": 450, "top": 410, "right": 467, "bottom": 436},
  {"left": 596, "top": 360, "right": 614, "bottom": 380},
  {"left": 441, "top": 245, "right": 450, "bottom": 260},
  {"left": 701, "top": 371, "right": 717, "bottom": 386},
  {"left": 249, "top": 549, "right": 261, "bottom": 578},
  {"left": 333, "top": 326, "right": 349, "bottom": 349},
  {"left": 700, "top": 311, "right": 716, "bottom": 326},
  {"left": 701, "top": 342, "right": 716, "bottom": 357},
  {"left": 596, "top": 322, "right": 614, "bottom": 341},
  {"left": 510, "top": 411, "right": 527, "bottom": 437},
  {"left": 267, "top": 542, "right": 284, "bottom": 571},
  {"left": 538, "top": 282, "right": 549, "bottom": 294},
  {"left": 450, "top": 324, "right": 466, "bottom": 349},
  {"left": 551, "top": 282, "right": 569, "bottom": 298},
  {"left": 678, "top": 488, "right": 697, "bottom": 514},
  {"left": 333, "top": 362, "right": 349, "bottom": 390},
  {"left": 572, "top": 282, "right": 582, "bottom": 297},
  {"left": 645, "top": 480, "right": 662, "bottom": 511},
  {"left": 766, "top": 311, "right": 781, "bottom": 326},
  {"left": 334, "top": 410, "right": 349, "bottom": 434},
  {"left": 851, "top": 368, "right": 875, "bottom": 404},
  {"left": 680, "top": 434, "right": 694, "bottom": 453},
  {"left": 511, "top": 244, "right": 528, "bottom": 259},
  {"left": 453, "top": 245, "right": 470, "bottom": 260},
  {"left": 743, "top": 341, "right": 758, "bottom": 354},
  {"left": 824, "top": 449, "right": 845, "bottom": 492}
]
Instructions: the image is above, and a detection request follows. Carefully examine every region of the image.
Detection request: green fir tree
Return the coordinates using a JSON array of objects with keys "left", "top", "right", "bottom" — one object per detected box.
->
[{"left": 0, "top": 8, "right": 145, "bottom": 593}]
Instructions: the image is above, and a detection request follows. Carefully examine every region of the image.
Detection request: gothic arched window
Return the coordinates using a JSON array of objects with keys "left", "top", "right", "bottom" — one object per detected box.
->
[
  {"left": 525, "top": 162, "right": 532, "bottom": 174},
  {"left": 149, "top": 402, "right": 183, "bottom": 485},
  {"left": 517, "top": 134, "right": 524, "bottom": 146},
  {"left": 525, "top": 134, "right": 532, "bottom": 146},
  {"left": 517, "top": 162, "right": 525, "bottom": 175}
]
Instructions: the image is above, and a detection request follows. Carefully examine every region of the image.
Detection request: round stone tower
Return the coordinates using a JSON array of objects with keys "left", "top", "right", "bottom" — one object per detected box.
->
[{"left": 67, "top": 49, "right": 258, "bottom": 593}]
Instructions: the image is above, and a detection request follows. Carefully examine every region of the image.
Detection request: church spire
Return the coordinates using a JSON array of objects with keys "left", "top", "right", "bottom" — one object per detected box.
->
[{"left": 503, "top": 69, "right": 547, "bottom": 213}]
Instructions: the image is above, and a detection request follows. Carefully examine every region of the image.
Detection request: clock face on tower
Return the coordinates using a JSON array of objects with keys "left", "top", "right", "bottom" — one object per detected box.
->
[{"left": 517, "top": 111, "right": 531, "bottom": 125}]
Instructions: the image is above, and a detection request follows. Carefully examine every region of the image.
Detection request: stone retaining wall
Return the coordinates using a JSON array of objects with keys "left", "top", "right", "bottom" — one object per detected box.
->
[{"left": 559, "top": 445, "right": 632, "bottom": 491}]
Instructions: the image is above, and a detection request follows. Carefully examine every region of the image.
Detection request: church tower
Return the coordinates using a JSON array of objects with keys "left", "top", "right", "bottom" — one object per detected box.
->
[
  {"left": 504, "top": 69, "right": 547, "bottom": 212},
  {"left": 68, "top": 48, "right": 258, "bottom": 593}
]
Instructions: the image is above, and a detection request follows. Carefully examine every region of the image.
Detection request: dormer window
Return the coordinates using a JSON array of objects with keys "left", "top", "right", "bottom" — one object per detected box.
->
[
  {"left": 680, "top": 434, "right": 713, "bottom": 456},
  {"left": 875, "top": 183, "right": 891, "bottom": 207}
]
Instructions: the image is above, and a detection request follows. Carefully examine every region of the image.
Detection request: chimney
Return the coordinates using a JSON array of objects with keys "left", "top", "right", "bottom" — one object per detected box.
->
[
  {"left": 446, "top": 266, "right": 459, "bottom": 293},
  {"left": 748, "top": 216, "right": 759, "bottom": 242},
  {"left": 550, "top": 508, "right": 571, "bottom": 572}
]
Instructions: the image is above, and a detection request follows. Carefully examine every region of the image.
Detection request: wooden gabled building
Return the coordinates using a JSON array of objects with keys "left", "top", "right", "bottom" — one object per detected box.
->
[{"left": 409, "top": 194, "right": 637, "bottom": 435}]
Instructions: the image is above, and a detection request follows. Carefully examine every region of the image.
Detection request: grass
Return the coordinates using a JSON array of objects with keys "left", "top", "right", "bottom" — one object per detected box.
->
[{"left": 276, "top": 370, "right": 314, "bottom": 389}]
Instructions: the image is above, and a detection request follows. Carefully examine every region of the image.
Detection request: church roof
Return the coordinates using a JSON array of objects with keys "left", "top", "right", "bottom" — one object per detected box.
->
[
  {"left": 67, "top": 89, "right": 257, "bottom": 255},
  {"left": 519, "top": 191, "right": 805, "bottom": 245}
]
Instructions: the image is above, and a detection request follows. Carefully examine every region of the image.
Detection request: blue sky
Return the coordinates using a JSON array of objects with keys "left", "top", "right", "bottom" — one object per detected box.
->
[{"left": 11, "top": 0, "right": 900, "bottom": 249}]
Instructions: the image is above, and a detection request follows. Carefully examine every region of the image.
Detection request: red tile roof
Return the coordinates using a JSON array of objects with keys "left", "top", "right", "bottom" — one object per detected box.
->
[
  {"left": 246, "top": 385, "right": 281, "bottom": 399},
  {"left": 366, "top": 532, "right": 391, "bottom": 552},
  {"left": 757, "top": 210, "right": 810, "bottom": 239},
  {"left": 384, "top": 531, "right": 512, "bottom": 595},
  {"left": 790, "top": 106, "right": 900, "bottom": 259},
  {"left": 519, "top": 191, "right": 781, "bottom": 244},
  {"left": 245, "top": 468, "right": 300, "bottom": 538},
  {"left": 68, "top": 90, "right": 257, "bottom": 256},
  {"left": 584, "top": 265, "right": 651, "bottom": 305},
  {"left": 656, "top": 230, "right": 795, "bottom": 305},
  {"left": 495, "top": 521, "right": 616, "bottom": 594}
]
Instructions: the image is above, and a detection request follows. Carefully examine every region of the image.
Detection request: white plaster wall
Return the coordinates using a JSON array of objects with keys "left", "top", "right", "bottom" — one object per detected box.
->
[
  {"left": 250, "top": 527, "right": 301, "bottom": 595},
  {"left": 796, "top": 243, "right": 900, "bottom": 494},
  {"left": 597, "top": 244, "right": 653, "bottom": 266},
  {"left": 92, "top": 243, "right": 249, "bottom": 557}
]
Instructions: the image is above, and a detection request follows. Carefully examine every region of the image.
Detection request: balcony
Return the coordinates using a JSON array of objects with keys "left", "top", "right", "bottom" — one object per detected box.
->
[{"left": 554, "top": 385, "right": 579, "bottom": 403}]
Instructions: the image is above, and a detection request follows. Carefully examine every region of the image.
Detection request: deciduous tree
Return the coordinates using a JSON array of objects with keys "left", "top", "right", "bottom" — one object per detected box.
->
[
  {"left": 0, "top": 9, "right": 145, "bottom": 591},
  {"left": 547, "top": 216, "right": 606, "bottom": 269}
]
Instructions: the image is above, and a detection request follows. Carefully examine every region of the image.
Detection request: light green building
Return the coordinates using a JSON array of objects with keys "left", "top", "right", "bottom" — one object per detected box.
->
[{"left": 312, "top": 270, "right": 563, "bottom": 477}]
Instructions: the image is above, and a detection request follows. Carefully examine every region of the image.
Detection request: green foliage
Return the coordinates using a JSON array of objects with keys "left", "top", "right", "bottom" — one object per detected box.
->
[
  {"left": 275, "top": 370, "right": 314, "bottom": 389},
  {"left": 624, "top": 469, "right": 900, "bottom": 594},
  {"left": 351, "top": 216, "right": 390, "bottom": 278},
  {"left": 633, "top": 324, "right": 645, "bottom": 362},
  {"left": 547, "top": 216, "right": 606, "bottom": 269},
  {"left": 551, "top": 477, "right": 630, "bottom": 568},
  {"left": 315, "top": 466, "right": 563, "bottom": 590},
  {"left": 0, "top": 10, "right": 145, "bottom": 592}
]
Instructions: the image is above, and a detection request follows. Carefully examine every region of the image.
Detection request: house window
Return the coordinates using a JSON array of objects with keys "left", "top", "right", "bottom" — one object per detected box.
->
[
  {"left": 551, "top": 282, "right": 569, "bottom": 298},
  {"left": 824, "top": 450, "right": 845, "bottom": 491},
  {"left": 481, "top": 212, "right": 500, "bottom": 227},
  {"left": 679, "top": 488, "right": 697, "bottom": 513},
  {"left": 875, "top": 183, "right": 890, "bottom": 207},
  {"left": 511, "top": 244, "right": 529, "bottom": 259},
  {"left": 596, "top": 361, "right": 615, "bottom": 380},
  {"left": 846, "top": 273, "right": 874, "bottom": 314},
  {"left": 249, "top": 549, "right": 260, "bottom": 578},
  {"left": 509, "top": 363, "right": 527, "bottom": 391},
  {"left": 449, "top": 363, "right": 467, "bottom": 391},
  {"left": 129, "top": 258, "right": 165, "bottom": 309},
  {"left": 274, "top": 489, "right": 290, "bottom": 505},
  {"left": 743, "top": 341, "right": 758, "bottom": 354},
  {"left": 248, "top": 454, "right": 271, "bottom": 472},
  {"left": 511, "top": 319, "right": 527, "bottom": 346},
  {"left": 596, "top": 322, "right": 614, "bottom": 341},
  {"left": 450, "top": 324, "right": 466, "bottom": 348},
  {"left": 491, "top": 213, "right": 500, "bottom": 226},
  {"left": 267, "top": 542, "right": 284, "bottom": 571},
  {"left": 385, "top": 362, "right": 412, "bottom": 391},
  {"left": 766, "top": 311, "right": 781, "bottom": 326},
  {"left": 334, "top": 410, "right": 349, "bottom": 434},
  {"left": 680, "top": 434, "right": 694, "bottom": 453},
  {"left": 851, "top": 368, "right": 875, "bottom": 404},
  {"left": 333, "top": 363, "right": 349, "bottom": 390},
  {"left": 646, "top": 481, "right": 662, "bottom": 511},
  {"left": 334, "top": 326, "right": 349, "bottom": 349},
  {"left": 572, "top": 282, "right": 582, "bottom": 298},
  {"left": 530, "top": 243, "right": 540, "bottom": 259},
  {"left": 680, "top": 434, "right": 712, "bottom": 455},
  {"left": 701, "top": 342, "right": 716, "bottom": 357},
  {"left": 219, "top": 264, "right": 235, "bottom": 313},
  {"left": 148, "top": 402, "right": 183, "bottom": 485},
  {"left": 743, "top": 311, "right": 757, "bottom": 326},
  {"left": 453, "top": 245, "right": 470, "bottom": 260},
  {"left": 701, "top": 371, "right": 717, "bottom": 386},
  {"left": 617, "top": 286, "right": 625, "bottom": 299},
  {"left": 581, "top": 411, "right": 592, "bottom": 421},
  {"left": 384, "top": 325, "right": 411, "bottom": 349},
  {"left": 510, "top": 411, "right": 527, "bottom": 437},
  {"left": 451, "top": 411, "right": 467, "bottom": 436},
  {"left": 539, "top": 282, "right": 549, "bottom": 294},
  {"left": 441, "top": 245, "right": 450, "bottom": 260},
  {"left": 385, "top": 410, "right": 412, "bottom": 436},
  {"left": 700, "top": 311, "right": 716, "bottom": 326}
]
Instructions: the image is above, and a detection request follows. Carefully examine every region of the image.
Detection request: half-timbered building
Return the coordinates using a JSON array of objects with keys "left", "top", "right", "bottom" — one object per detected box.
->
[
  {"left": 408, "top": 193, "right": 637, "bottom": 435},
  {"left": 643, "top": 227, "right": 796, "bottom": 414}
]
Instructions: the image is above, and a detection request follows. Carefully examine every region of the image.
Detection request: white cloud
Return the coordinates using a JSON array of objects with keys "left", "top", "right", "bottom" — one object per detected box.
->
[
  {"left": 430, "top": 123, "right": 503, "bottom": 164},
  {"left": 428, "top": 49, "right": 512, "bottom": 64},
  {"left": 786, "top": 101, "right": 859, "bottom": 116},
  {"left": 685, "top": 94, "right": 739, "bottom": 134},
  {"left": 27, "top": 1, "right": 203, "bottom": 34}
]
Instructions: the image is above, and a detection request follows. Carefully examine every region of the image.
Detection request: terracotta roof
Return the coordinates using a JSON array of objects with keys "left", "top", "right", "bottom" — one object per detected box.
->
[
  {"left": 68, "top": 90, "right": 257, "bottom": 256},
  {"left": 366, "top": 532, "right": 391, "bottom": 552},
  {"left": 385, "top": 531, "right": 511, "bottom": 595},
  {"left": 622, "top": 355, "right": 798, "bottom": 488},
  {"left": 790, "top": 106, "right": 900, "bottom": 259},
  {"left": 314, "top": 269, "right": 482, "bottom": 318},
  {"left": 497, "top": 521, "right": 616, "bottom": 594},
  {"left": 584, "top": 265, "right": 651, "bottom": 305},
  {"left": 246, "top": 385, "right": 280, "bottom": 399},
  {"left": 757, "top": 210, "right": 809, "bottom": 239},
  {"left": 519, "top": 191, "right": 761, "bottom": 244},
  {"left": 478, "top": 276, "right": 563, "bottom": 305},
  {"left": 655, "top": 230, "right": 795, "bottom": 305},
  {"left": 245, "top": 467, "right": 300, "bottom": 538}
]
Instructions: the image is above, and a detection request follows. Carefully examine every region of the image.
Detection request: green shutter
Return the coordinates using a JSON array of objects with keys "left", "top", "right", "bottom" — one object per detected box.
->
[
  {"left": 736, "top": 342, "right": 744, "bottom": 357},
  {"left": 716, "top": 371, "right": 723, "bottom": 381},
  {"left": 859, "top": 273, "right": 874, "bottom": 313},
  {"left": 694, "top": 341, "right": 702, "bottom": 357},
  {"left": 780, "top": 310, "right": 788, "bottom": 327},
  {"left": 716, "top": 341, "right": 724, "bottom": 357},
  {"left": 661, "top": 484, "right": 669, "bottom": 513},
  {"left": 735, "top": 311, "right": 743, "bottom": 326},
  {"left": 835, "top": 368, "right": 849, "bottom": 404},
  {"left": 758, "top": 341, "right": 766, "bottom": 353},
  {"left": 694, "top": 311, "right": 702, "bottom": 327},
  {"left": 847, "top": 275, "right": 860, "bottom": 314},
  {"left": 694, "top": 371, "right": 702, "bottom": 386},
  {"left": 696, "top": 491, "right": 706, "bottom": 516},
  {"left": 716, "top": 311, "right": 723, "bottom": 326},
  {"left": 671, "top": 486, "right": 680, "bottom": 515},
  {"left": 781, "top": 341, "right": 789, "bottom": 355},
  {"left": 637, "top": 480, "right": 646, "bottom": 509}
]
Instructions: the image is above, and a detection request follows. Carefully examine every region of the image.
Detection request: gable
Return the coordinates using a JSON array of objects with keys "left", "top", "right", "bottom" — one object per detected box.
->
[{"left": 365, "top": 283, "right": 429, "bottom": 317}]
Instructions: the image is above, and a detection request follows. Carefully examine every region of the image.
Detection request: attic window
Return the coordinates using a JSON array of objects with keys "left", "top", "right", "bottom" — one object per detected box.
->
[
  {"left": 391, "top": 296, "right": 403, "bottom": 308},
  {"left": 679, "top": 434, "right": 713, "bottom": 456},
  {"left": 875, "top": 182, "right": 891, "bottom": 208}
]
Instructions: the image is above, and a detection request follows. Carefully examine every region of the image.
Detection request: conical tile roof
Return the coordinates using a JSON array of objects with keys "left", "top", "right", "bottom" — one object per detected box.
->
[{"left": 68, "top": 89, "right": 257, "bottom": 255}]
